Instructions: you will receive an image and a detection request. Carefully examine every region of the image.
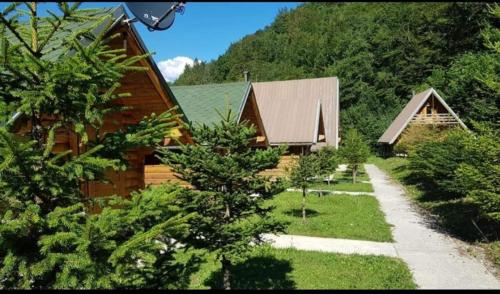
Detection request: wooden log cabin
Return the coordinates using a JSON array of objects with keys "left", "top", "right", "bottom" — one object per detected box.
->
[
  {"left": 377, "top": 87, "right": 468, "bottom": 156},
  {"left": 144, "top": 81, "right": 269, "bottom": 186},
  {"left": 8, "top": 6, "right": 192, "bottom": 199}
]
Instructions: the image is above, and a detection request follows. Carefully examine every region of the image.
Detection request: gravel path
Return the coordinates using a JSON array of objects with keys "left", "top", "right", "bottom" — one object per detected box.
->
[{"left": 365, "top": 164, "right": 500, "bottom": 289}]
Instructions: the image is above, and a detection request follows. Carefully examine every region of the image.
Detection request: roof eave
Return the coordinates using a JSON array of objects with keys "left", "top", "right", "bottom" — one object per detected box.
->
[
  {"left": 430, "top": 88, "right": 468, "bottom": 130},
  {"left": 313, "top": 100, "right": 321, "bottom": 144},
  {"left": 236, "top": 82, "right": 252, "bottom": 123}
]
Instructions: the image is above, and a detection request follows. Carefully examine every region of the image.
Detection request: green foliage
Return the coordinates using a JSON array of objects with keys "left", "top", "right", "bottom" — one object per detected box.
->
[
  {"left": 289, "top": 153, "right": 320, "bottom": 221},
  {"left": 424, "top": 52, "right": 499, "bottom": 130},
  {"left": 158, "top": 109, "right": 287, "bottom": 289},
  {"left": 420, "top": 3, "right": 499, "bottom": 130},
  {"left": 0, "top": 184, "right": 199, "bottom": 289},
  {"left": 0, "top": 3, "right": 188, "bottom": 289},
  {"left": 409, "top": 123, "right": 500, "bottom": 224},
  {"left": 339, "top": 129, "right": 370, "bottom": 183},
  {"left": 454, "top": 125, "right": 500, "bottom": 223},
  {"left": 408, "top": 128, "right": 470, "bottom": 198},
  {"left": 174, "top": 2, "right": 496, "bottom": 146},
  {"left": 393, "top": 124, "right": 455, "bottom": 155}
]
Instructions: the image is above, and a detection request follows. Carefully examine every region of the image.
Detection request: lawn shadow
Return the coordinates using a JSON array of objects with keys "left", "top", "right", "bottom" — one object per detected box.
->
[
  {"left": 393, "top": 164, "right": 408, "bottom": 173},
  {"left": 284, "top": 208, "right": 320, "bottom": 218},
  {"left": 204, "top": 255, "right": 296, "bottom": 290}
]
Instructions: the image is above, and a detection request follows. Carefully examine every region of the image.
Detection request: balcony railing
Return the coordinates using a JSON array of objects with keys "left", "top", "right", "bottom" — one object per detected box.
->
[{"left": 410, "top": 113, "right": 459, "bottom": 125}]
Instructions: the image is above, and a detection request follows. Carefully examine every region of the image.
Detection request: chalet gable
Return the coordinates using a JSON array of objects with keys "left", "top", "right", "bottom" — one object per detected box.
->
[{"left": 378, "top": 88, "right": 468, "bottom": 145}]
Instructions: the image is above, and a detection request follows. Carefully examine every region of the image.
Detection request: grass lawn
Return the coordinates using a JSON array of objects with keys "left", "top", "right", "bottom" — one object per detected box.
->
[
  {"left": 182, "top": 246, "right": 416, "bottom": 289},
  {"left": 298, "top": 165, "right": 374, "bottom": 193},
  {"left": 309, "top": 181, "right": 374, "bottom": 193},
  {"left": 267, "top": 192, "right": 393, "bottom": 242},
  {"left": 482, "top": 241, "right": 500, "bottom": 271}
]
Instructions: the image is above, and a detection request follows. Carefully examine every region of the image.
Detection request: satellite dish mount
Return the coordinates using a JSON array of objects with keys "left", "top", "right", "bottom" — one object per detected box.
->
[{"left": 125, "top": 2, "right": 186, "bottom": 31}]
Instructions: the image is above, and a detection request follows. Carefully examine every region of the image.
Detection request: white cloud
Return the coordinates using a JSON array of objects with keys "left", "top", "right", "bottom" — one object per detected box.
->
[{"left": 157, "top": 56, "right": 195, "bottom": 82}]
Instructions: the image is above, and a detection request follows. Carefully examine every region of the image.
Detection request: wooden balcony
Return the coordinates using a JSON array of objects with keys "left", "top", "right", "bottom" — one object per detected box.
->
[{"left": 410, "top": 113, "right": 459, "bottom": 125}]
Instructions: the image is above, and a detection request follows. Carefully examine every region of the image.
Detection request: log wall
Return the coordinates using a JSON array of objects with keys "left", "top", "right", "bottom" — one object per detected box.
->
[{"left": 144, "top": 164, "right": 191, "bottom": 187}]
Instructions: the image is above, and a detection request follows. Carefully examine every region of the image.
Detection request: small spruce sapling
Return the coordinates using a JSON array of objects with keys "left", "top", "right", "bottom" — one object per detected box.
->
[
  {"left": 339, "top": 129, "right": 370, "bottom": 183},
  {"left": 289, "top": 153, "right": 320, "bottom": 221},
  {"left": 315, "top": 145, "right": 339, "bottom": 185}
]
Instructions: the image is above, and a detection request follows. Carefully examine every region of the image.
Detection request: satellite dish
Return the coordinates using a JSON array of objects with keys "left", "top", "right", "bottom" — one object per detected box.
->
[{"left": 125, "top": 2, "right": 185, "bottom": 31}]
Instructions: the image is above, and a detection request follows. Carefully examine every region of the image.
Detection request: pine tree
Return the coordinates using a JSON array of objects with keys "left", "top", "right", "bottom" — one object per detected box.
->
[
  {"left": 158, "top": 109, "right": 286, "bottom": 290},
  {"left": 289, "top": 153, "right": 320, "bottom": 220},
  {"left": 0, "top": 3, "right": 196, "bottom": 289},
  {"left": 339, "top": 129, "right": 370, "bottom": 183}
]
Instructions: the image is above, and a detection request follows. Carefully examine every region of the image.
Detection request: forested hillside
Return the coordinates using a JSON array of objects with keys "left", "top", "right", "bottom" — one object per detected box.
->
[{"left": 175, "top": 2, "right": 499, "bottom": 146}]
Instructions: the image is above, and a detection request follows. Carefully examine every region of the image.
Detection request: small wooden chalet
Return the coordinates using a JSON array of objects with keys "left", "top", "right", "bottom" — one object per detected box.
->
[
  {"left": 144, "top": 81, "right": 269, "bottom": 186},
  {"left": 252, "top": 77, "right": 340, "bottom": 152},
  {"left": 378, "top": 88, "right": 467, "bottom": 154},
  {"left": 252, "top": 77, "right": 340, "bottom": 176},
  {"left": 8, "top": 6, "right": 192, "bottom": 199}
]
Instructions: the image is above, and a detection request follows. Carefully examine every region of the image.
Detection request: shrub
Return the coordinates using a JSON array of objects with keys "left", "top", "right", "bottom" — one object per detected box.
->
[
  {"left": 454, "top": 124, "right": 500, "bottom": 224},
  {"left": 408, "top": 123, "right": 499, "bottom": 229},
  {"left": 393, "top": 124, "right": 455, "bottom": 155},
  {"left": 0, "top": 183, "right": 199, "bottom": 289},
  {"left": 408, "top": 128, "right": 470, "bottom": 198}
]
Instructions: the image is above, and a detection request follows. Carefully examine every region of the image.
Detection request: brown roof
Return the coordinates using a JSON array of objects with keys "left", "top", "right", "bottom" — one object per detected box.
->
[
  {"left": 252, "top": 77, "right": 340, "bottom": 148},
  {"left": 378, "top": 88, "right": 467, "bottom": 144}
]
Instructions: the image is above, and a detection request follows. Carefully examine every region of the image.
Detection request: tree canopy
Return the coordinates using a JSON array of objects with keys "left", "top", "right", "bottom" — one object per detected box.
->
[
  {"left": 0, "top": 3, "right": 195, "bottom": 289},
  {"left": 158, "top": 109, "right": 286, "bottom": 290}
]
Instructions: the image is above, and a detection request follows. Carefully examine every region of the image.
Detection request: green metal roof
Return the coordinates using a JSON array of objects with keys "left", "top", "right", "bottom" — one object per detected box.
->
[{"left": 171, "top": 82, "right": 251, "bottom": 126}]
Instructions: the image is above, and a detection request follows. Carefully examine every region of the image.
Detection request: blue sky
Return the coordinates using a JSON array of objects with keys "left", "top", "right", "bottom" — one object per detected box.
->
[{"left": 0, "top": 2, "right": 301, "bottom": 81}]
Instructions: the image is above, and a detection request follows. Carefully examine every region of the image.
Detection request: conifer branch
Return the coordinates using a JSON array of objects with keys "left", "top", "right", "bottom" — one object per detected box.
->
[{"left": 0, "top": 14, "right": 38, "bottom": 56}]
